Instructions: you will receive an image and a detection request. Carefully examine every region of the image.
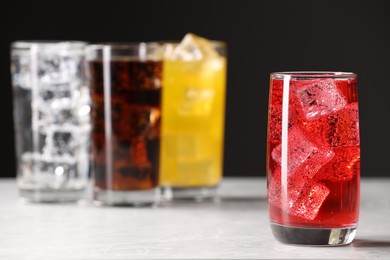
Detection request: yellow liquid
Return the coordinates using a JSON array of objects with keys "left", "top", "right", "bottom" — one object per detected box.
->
[{"left": 160, "top": 57, "right": 227, "bottom": 187}]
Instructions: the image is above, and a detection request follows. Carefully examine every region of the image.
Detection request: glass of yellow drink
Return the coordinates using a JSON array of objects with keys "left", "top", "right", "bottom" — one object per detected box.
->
[{"left": 160, "top": 34, "right": 227, "bottom": 201}]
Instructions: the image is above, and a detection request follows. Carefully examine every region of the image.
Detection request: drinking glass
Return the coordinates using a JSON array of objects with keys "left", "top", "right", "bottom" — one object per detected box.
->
[
  {"left": 11, "top": 41, "right": 91, "bottom": 202},
  {"left": 267, "top": 72, "right": 360, "bottom": 245},
  {"left": 159, "top": 35, "right": 227, "bottom": 201},
  {"left": 86, "top": 43, "right": 162, "bottom": 206}
]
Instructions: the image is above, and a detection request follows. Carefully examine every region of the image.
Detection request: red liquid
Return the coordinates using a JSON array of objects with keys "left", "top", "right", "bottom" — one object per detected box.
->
[{"left": 267, "top": 77, "right": 360, "bottom": 228}]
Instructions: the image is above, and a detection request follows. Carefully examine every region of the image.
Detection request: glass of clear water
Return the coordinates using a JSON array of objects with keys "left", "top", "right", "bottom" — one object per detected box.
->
[{"left": 11, "top": 41, "right": 91, "bottom": 202}]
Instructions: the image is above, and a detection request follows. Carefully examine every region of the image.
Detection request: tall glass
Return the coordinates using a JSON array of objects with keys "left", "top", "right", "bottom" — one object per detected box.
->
[
  {"left": 86, "top": 43, "right": 162, "bottom": 206},
  {"left": 160, "top": 39, "right": 227, "bottom": 201},
  {"left": 11, "top": 41, "right": 91, "bottom": 202},
  {"left": 267, "top": 72, "right": 360, "bottom": 245}
]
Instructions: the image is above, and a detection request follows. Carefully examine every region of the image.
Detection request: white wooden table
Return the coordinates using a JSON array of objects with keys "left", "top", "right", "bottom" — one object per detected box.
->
[{"left": 0, "top": 177, "right": 389, "bottom": 259}]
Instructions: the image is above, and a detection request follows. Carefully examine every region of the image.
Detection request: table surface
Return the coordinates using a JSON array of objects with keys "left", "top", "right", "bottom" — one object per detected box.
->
[{"left": 0, "top": 177, "right": 389, "bottom": 259}]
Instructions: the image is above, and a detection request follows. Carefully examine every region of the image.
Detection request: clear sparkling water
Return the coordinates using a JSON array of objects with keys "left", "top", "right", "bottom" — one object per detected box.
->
[{"left": 12, "top": 42, "right": 90, "bottom": 195}]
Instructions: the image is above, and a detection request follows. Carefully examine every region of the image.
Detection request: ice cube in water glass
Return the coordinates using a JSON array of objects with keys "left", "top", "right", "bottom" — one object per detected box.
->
[
  {"left": 38, "top": 52, "right": 80, "bottom": 85},
  {"left": 21, "top": 152, "right": 78, "bottom": 190},
  {"left": 43, "top": 125, "right": 79, "bottom": 157}
]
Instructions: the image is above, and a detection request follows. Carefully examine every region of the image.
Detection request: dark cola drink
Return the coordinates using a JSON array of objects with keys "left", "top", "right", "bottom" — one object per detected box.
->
[{"left": 88, "top": 50, "right": 162, "bottom": 204}]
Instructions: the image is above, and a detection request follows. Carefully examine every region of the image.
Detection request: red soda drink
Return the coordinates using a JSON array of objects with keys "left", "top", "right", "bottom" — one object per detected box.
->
[{"left": 267, "top": 72, "right": 360, "bottom": 245}]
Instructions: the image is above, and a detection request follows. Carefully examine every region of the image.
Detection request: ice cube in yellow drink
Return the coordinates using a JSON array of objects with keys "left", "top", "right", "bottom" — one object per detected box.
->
[{"left": 160, "top": 35, "right": 227, "bottom": 187}]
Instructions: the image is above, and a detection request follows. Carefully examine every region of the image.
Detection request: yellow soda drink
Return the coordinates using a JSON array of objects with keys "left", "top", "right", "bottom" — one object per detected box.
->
[{"left": 160, "top": 34, "right": 227, "bottom": 193}]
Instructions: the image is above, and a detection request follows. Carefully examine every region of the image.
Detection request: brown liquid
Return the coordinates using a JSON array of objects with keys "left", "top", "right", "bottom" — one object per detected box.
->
[{"left": 89, "top": 59, "right": 162, "bottom": 190}]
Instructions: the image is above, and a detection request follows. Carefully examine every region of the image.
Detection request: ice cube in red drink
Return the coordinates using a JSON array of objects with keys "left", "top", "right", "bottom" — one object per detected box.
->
[
  {"left": 268, "top": 167, "right": 306, "bottom": 210},
  {"left": 268, "top": 167, "right": 330, "bottom": 220},
  {"left": 302, "top": 103, "right": 360, "bottom": 147},
  {"left": 294, "top": 79, "right": 347, "bottom": 120},
  {"left": 289, "top": 179, "right": 330, "bottom": 220},
  {"left": 271, "top": 127, "right": 334, "bottom": 176}
]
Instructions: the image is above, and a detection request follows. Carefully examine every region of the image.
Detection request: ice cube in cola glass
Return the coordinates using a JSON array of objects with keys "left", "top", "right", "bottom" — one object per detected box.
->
[{"left": 267, "top": 72, "right": 360, "bottom": 246}]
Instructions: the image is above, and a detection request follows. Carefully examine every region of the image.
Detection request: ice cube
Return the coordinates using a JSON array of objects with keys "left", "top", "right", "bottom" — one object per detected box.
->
[
  {"left": 39, "top": 97, "right": 76, "bottom": 125},
  {"left": 289, "top": 179, "right": 330, "bottom": 220},
  {"left": 52, "top": 131, "right": 76, "bottom": 156},
  {"left": 268, "top": 167, "right": 330, "bottom": 220},
  {"left": 21, "top": 152, "right": 78, "bottom": 189},
  {"left": 294, "top": 79, "right": 347, "bottom": 120},
  {"left": 38, "top": 52, "right": 81, "bottom": 85},
  {"left": 43, "top": 125, "right": 79, "bottom": 157},
  {"left": 271, "top": 127, "right": 334, "bottom": 176},
  {"left": 168, "top": 33, "right": 219, "bottom": 61},
  {"left": 268, "top": 168, "right": 307, "bottom": 209},
  {"left": 314, "top": 146, "right": 360, "bottom": 182},
  {"left": 39, "top": 82, "right": 75, "bottom": 102},
  {"left": 302, "top": 103, "right": 360, "bottom": 147}
]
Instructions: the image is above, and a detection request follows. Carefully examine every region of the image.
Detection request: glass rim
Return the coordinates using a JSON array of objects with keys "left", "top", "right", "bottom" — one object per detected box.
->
[
  {"left": 11, "top": 40, "right": 87, "bottom": 50},
  {"left": 86, "top": 42, "right": 161, "bottom": 51},
  {"left": 271, "top": 71, "right": 357, "bottom": 79}
]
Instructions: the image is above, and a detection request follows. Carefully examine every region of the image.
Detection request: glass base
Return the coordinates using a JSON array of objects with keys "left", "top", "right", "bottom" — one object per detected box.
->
[
  {"left": 94, "top": 187, "right": 160, "bottom": 207},
  {"left": 270, "top": 223, "right": 357, "bottom": 246},
  {"left": 19, "top": 188, "right": 86, "bottom": 203},
  {"left": 162, "top": 186, "right": 219, "bottom": 202}
]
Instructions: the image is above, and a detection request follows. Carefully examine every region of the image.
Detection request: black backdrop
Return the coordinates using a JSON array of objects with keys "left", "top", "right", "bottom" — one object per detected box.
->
[{"left": 1, "top": 0, "right": 389, "bottom": 178}]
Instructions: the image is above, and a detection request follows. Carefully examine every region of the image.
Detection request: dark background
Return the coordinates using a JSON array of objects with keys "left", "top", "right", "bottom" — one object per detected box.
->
[{"left": 1, "top": 0, "right": 389, "bottom": 178}]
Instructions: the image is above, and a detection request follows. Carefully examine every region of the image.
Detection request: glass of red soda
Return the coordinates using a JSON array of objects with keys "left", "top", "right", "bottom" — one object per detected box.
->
[{"left": 267, "top": 72, "right": 360, "bottom": 245}]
